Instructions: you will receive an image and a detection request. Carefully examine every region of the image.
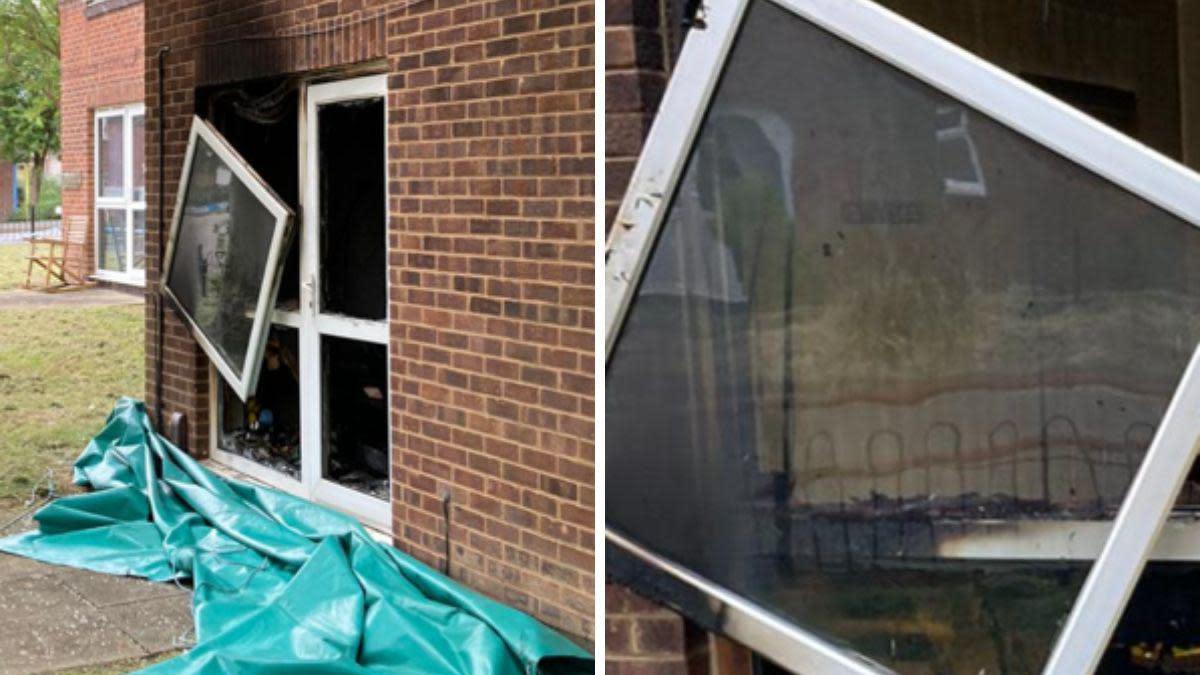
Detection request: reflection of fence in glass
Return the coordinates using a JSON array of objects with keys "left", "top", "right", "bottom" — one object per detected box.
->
[
  {"left": 0, "top": 219, "right": 59, "bottom": 244},
  {"left": 790, "top": 415, "right": 1159, "bottom": 518}
]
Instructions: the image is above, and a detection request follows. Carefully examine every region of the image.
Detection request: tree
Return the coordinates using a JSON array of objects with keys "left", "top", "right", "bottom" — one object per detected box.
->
[{"left": 0, "top": 0, "right": 58, "bottom": 223}]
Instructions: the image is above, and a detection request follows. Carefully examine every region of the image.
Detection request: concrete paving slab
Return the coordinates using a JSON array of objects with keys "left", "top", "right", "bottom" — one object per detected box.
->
[
  {"left": 0, "top": 288, "right": 141, "bottom": 310},
  {"left": 56, "top": 566, "right": 188, "bottom": 608},
  {"left": 0, "top": 552, "right": 194, "bottom": 674},
  {"left": 0, "top": 574, "right": 144, "bottom": 674},
  {"left": 100, "top": 594, "right": 195, "bottom": 655},
  {"left": 0, "top": 552, "right": 52, "bottom": 583}
]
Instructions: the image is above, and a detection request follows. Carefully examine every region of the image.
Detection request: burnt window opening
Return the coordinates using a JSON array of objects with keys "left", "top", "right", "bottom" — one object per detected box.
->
[
  {"left": 318, "top": 96, "right": 387, "bottom": 320},
  {"left": 197, "top": 74, "right": 391, "bottom": 510},
  {"left": 220, "top": 326, "right": 301, "bottom": 479},
  {"left": 322, "top": 336, "right": 389, "bottom": 500},
  {"left": 197, "top": 77, "right": 306, "bottom": 478},
  {"left": 197, "top": 77, "right": 302, "bottom": 311}
]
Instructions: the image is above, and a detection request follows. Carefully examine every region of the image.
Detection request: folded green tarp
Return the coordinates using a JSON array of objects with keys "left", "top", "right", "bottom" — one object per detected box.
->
[{"left": 0, "top": 398, "right": 592, "bottom": 674}]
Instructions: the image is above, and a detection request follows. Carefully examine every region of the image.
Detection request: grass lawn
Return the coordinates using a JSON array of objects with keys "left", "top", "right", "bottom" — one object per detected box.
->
[
  {"left": 0, "top": 242, "right": 29, "bottom": 291},
  {"left": 0, "top": 244, "right": 144, "bottom": 511}
]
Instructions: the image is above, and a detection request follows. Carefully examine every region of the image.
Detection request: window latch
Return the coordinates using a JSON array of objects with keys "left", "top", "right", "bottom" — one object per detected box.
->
[{"left": 303, "top": 274, "right": 315, "bottom": 311}]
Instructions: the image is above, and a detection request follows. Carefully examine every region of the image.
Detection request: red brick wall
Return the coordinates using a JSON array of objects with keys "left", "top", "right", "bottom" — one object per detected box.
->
[
  {"left": 59, "top": 0, "right": 145, "bottom": 280},
  {"left": 144, "top": 0, "right": 594, "bottom": 643},
  {"left": 604, "top": 0, "right": 670, "bottom": 229},
  {"left": 606, "top": 584, "right": 756, "bottom": 675}
]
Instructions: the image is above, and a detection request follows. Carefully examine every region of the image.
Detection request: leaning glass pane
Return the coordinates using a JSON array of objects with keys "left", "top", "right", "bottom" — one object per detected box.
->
[
  {"left": 96, "top": 208, "right": 126, "bottom": 272},
  {"left": 606, "top": 1, "right": 1200, "bottom": 672},
  {"left": 164, "top": 118, "right": 292, "bottom": 395}
]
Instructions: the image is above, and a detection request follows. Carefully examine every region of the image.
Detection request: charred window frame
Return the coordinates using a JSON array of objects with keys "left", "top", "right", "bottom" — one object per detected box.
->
[{"left": 605, "top": 0, "right": 1200, "bottom": 672}]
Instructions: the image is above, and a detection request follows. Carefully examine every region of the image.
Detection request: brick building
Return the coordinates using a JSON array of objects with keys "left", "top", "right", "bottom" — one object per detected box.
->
[
  {"left": 605, "top": 0, "right": 1200, "bottom": 673},
  {"left": 60, "top": 0, "right": 146, "bottom": 286},
  {"left": 143, "top": 0, "right": 594, "bottom": 645}
]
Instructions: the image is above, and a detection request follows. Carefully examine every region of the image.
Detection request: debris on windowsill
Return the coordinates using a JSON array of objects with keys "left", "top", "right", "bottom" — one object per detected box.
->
[
  {"left": 328, "top": 467, "right": 389, "bottom": 502},
  {"left": 221, "top": 430, "right": 300, "bottom": 480}
]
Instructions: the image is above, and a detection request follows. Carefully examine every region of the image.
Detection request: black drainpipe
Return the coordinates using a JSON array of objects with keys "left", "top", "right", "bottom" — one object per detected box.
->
[{"left": 155, "top": 45, "right": 170, "bottom": 431}]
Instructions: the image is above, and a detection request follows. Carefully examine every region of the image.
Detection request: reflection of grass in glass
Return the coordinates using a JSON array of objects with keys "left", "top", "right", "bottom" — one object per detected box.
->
[
  {"left": 773, "top": 565, "right": 1085, "bottom": 675},
  {"left": 795, "top": 287, "right": 1200, "bottom": 390}
]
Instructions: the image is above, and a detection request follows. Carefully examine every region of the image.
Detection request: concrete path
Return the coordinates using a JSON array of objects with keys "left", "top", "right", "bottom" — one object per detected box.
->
[
  {"left": 0, "top": 552, "right": 192, "bottom": 674},
  {"left": 0, "top": 288, "right": 142, "bottom": 310}
]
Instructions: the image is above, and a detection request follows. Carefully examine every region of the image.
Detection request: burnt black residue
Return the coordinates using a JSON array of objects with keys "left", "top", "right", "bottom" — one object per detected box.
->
[
  {"left": 321, "top": 336, "right": 389, "bottom": 500},
  {"left": 196, "top": 76, "right": 301, "bottom": 307},
  {"left": 318, "top": 97, "right": 387, "bottom": 321}
]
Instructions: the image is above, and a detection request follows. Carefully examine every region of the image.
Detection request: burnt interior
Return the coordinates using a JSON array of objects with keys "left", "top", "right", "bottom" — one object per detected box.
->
[
  {"left": 219, "top": 326, "right": 301, "bottom": 479},
  {"left": 321, "top": 336, "right": 389, "bottom": 500},
  {"left": 196, "top": 76, "right": 301, "bottom": 310},
  {"left": 200, "top": 76, "right": 390, "bottom": 500},
  {"left": 318, "top": 96, "right": 387, "bottom": 320}
]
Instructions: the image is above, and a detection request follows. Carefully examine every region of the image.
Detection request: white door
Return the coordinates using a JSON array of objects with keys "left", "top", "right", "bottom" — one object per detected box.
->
[{"left": 298, "top": 75, "right": 391, "bottom": 531}]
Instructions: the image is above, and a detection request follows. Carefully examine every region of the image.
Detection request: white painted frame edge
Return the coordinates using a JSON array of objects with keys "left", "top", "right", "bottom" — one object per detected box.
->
[
  {"left": 161, "top": 115, "right": 295, "bottom": 402},
  {"left": 608, "top": 530, "right": 894, "bottom": 674},
  {"left": 604, "top": 0, "right": 1200, "bottom": 670},
  {"left": 603, "top": 0, "right": 749, "bottom": 358},
  {"left": 93, "top": 103, "right": 147, "bottom": 285},
  {"left": 301, "top": 74, "right": 392, "bottom": 532},
  {"left": 1044, "top": 344, "right": 1200, "bottom": 674}
]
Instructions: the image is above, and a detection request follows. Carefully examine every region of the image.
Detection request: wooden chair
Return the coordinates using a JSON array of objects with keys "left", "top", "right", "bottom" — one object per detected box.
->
[{"left": 24, "top": 222, "right": 87, "bottom": 290}]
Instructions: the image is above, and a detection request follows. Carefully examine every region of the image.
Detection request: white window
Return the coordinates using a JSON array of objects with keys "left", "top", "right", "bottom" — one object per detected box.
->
[
  {"left": 188, "top": 74, "right": 391, "bottom": 532},
  {"left": 605, "top": 0, "right": 1200, "bottom": 673},
  {"left": 162, "top": 116, "right": 294, "bottom": 401},
  {"left": 94, "top": 104, "right": 146, "bottom": 283}
]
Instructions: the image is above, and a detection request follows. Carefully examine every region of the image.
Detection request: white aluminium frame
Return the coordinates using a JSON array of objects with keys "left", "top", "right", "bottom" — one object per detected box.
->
[
  {"left": 94, "top": 103, "right": 147, "bottom": 285},
  {"left": 209, "top": 74, "right": 392, "bottom": 534},
  {"left": 162, "top": 115, "right": 295, "bottom": 402},
  {"left": 301, "top": 74, "right": 391, "bottom": 532},
  {"left": 604, "top": 0, "right": 1200, "bottom": 672}
]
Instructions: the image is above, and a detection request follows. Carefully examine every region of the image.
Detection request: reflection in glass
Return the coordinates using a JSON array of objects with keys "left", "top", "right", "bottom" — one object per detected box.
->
[
  {"left": 98, "top": 115, "right": 124, "bottom": 199},
  {"left": 97, "top": 209, "right": 126, "bottom": 272},
  {"left": 220, "top": 325, "right": 300, "bottom": 479},
  {"left": 132, "top": 114, "right": 146, "bottom": 202},
  {"left": 606, "top": 1, "right": 1200, "bottom": 672},
  {"left": 322, "top": 336, "right": 388, "bottom": 500},
  {"left": 165, "top": 131, "right": 281, "bottom": 380},
  {"left": 131, "top": 210, "right": 146, "bottom": 271},
  {"left": 318, "top": 97, "right": 386, "bottom": 320}
]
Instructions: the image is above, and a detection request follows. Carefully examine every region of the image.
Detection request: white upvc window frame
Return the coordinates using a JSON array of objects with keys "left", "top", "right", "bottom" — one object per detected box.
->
[
  {"left": 208, "top": 74, "right": 392, "bottom": 534},
  {"left": 604, "top": 0, "right": 1200, "bottom": 672},
  {"left": 93, "top": 103, "right": 146, "bottom": 285},
  {"left": 161, "top": 116, "right": 295, "bottom": 401}
]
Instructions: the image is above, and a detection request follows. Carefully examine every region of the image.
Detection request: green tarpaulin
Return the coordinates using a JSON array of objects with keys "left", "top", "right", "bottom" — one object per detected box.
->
[{"left": 0, "top": 398, "right": 592, "bottom": 674}]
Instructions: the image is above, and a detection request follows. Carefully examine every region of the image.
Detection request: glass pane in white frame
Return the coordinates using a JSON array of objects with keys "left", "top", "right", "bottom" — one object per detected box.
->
[
  {"left": 96, "top": 114, "right": 124, "bottom": 199},
  {"left": 605, "top": 0, "right": 1200, "bottom": 672},
  {"left": 131, "top": 113, "right": 146, "bottom": 203},
  {"left": 162, "top": 116, "right": 294, "bottom": 401},
  {"left": 96, "top": 208, "right": 126, "bottom": 272}
]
